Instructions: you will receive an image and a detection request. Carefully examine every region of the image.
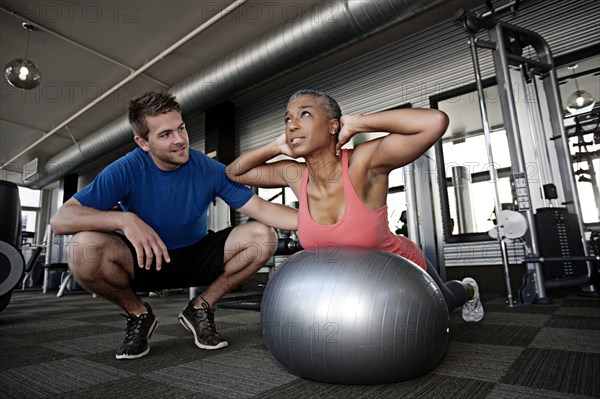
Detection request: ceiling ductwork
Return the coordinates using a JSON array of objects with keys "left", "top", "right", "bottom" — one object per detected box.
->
[{"left": 25, "top": 0, "right": 445, "bottom": 189}]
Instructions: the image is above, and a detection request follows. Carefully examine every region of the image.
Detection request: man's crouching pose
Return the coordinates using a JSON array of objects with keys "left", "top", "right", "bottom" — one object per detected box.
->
[{"left": 51, "top": 91, "right": 297, "bottom": 359}]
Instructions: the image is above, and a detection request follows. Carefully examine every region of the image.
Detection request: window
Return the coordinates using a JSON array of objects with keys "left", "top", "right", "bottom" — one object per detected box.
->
[
  {"left": 386, "top": 166, "right": 406, "bottom": 234},
  {"left": 433, "top": 82, "right": 514, "bottom": 241},
  {"left": 556, "top": 54, "right": 600, "bottom": 224},
  {"left": 258, "top": 187, "right": 298, "bottom": 207},
  {"left": 565, "top": 115, "right": 600, "bottom": 224},
  {"left": 18, "top": 186, "right": 41, "bottom": 235},
  {"left": 18, "top": 186, "right": 40, "bottom": 207},
  {"left": 441, "top": 129, "right": 514, "bottom": 235},
  {"left": 21, "top": 210, "right": 37, "bottom": 232}
]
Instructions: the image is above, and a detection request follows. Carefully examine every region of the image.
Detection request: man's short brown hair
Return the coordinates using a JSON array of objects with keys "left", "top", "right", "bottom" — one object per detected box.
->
[{"left": 128, "top": 91, "right": 181, "bottom": 140}]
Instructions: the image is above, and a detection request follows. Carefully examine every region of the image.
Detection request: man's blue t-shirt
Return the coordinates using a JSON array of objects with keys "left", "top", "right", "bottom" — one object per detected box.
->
[{"left": 73, "top": 147, "right": 253, "bottom": 249}]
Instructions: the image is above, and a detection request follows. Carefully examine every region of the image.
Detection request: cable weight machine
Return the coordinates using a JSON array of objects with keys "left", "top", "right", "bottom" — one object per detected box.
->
[{"left": 455, "top": 8, "right": 599, "bottom": 304}]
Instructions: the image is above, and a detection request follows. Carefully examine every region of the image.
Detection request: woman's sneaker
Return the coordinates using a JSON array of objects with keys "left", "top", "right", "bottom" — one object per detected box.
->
[
  {"left": 462, "top": 277, "right": 484, "bottom": 322},
  {"left": 115, "top": 302, "right": 158, "bottom": 359},
  {"left": 178, "top": 297, "right": 228, "bottom": 350}
]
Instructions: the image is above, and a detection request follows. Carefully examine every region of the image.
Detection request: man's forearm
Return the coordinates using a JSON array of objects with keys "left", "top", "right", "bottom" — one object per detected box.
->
[
  {"left": 238, "top": 195, "right": 298, "bottom": 231},
  {"left": 50, "top": 203, "right": 128, "bottom": 235}
]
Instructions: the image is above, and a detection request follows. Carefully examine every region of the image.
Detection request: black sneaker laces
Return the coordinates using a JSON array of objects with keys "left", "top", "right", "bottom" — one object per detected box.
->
[
  {"left": 122, "top": 313, "right": 144, "bottom": 343},
  {"left": 199, "top": 300, "right": 218, "bottom": 333}
]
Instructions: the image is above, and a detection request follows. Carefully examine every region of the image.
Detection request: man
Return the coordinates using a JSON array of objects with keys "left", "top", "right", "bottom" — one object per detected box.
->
[{"left": 50, "top": 91, "right": 297, "bottom": 359}]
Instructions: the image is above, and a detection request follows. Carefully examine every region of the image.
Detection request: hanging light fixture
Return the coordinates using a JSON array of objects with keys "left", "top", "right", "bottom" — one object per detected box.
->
[
  {"left": 4, "top": 22, "right": 41, "bottom": 90},
  {"left": 566, "top": 64, "right": 595, "bottom": 115}
]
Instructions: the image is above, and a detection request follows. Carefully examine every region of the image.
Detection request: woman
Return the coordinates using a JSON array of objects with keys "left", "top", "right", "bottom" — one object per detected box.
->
[{"left": 226, "top": 89, "right": 483, "bottom": 321}]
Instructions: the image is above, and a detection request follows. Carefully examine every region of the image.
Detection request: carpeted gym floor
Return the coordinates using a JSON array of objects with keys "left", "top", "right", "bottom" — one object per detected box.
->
[{"left": 1, "top": 288, "right": 598, "bottom": 398}]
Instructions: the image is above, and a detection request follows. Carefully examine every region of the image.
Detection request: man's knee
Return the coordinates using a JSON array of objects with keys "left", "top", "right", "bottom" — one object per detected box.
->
[
  {"left": 68, "top": 232, "right": 125, "bottom": 274},
  {"left": 245, "top": 222, "right": 277, "bottom": 258},
  {"left": 228, "top": 222, "right": 277, "bottom": 263},
  {"left": 69, "top": 232, "right": 102, "bottom": 267}
]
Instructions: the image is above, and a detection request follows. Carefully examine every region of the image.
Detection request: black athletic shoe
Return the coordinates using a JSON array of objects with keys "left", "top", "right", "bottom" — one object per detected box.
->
[
  {"left": 178, "top": 297, "right": 228, "bottom": 350},
  {"left": 115, "top": 302, "right": 158, "bottom": 360}
]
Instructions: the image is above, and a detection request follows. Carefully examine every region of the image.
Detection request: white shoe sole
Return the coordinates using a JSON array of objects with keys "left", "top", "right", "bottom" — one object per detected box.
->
[
  {"left": 115, "top": 318, "right": 158, "bottom": 359},
  {"left": 178, "top": 313, "right": 229, "bottom": 350}
]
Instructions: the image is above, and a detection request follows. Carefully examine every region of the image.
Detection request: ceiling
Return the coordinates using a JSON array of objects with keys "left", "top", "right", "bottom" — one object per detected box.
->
[
  {"left": 3, "top": 0, "right": 489, "bottom": 188},
  {"left": 1, "top": 0, "right": 597, "bottom": 189},
  {"left": 0, "top": 1, "right": 315, "bottom": 185}
]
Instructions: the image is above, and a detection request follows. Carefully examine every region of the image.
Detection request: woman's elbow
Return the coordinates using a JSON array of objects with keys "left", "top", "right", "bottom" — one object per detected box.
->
[
  {"left": 435, "top": 110, "right": 450, "bottom": 136},
  {"left": 226, "top": 160, "right": 248, "bottom": 179}
]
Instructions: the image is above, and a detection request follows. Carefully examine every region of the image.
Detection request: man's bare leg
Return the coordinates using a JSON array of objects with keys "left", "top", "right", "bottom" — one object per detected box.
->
[
  {"left": 178, "top": 221, "right": 277, "bottom": 350},
  {"left": 68, "top": 231, "right": 146, "bottom": 314},
  {"left": 68, "top": 231, "right": 158, "bottom": 359},
  {"left": 198, "top": 221, "right": 277, "bottom": 308}
]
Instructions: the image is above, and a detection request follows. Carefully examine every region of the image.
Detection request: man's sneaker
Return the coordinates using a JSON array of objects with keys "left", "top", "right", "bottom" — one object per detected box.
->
[
  {"left": 178, "top": 297, "right": 228, "bottom": 350},
  {"left": 462, "top": 277, "right": 484, "bottom": 322},
  {"left": 115, "top": 302, "right": 158, "bottom": 360}
]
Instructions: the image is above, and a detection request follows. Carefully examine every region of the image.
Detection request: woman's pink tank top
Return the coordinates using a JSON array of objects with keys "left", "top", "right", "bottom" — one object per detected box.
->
[{"left": 297, "top": 149, "right": 426, "bottom": 270}]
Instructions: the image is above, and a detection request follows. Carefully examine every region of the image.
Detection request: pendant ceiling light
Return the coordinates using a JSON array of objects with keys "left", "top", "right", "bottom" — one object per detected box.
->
[
  {"left": 566, "top": 64, "right": 595, "bottom": 115},
  {"left": 4, "top": 22, "right": 41, "bottom": 90}
]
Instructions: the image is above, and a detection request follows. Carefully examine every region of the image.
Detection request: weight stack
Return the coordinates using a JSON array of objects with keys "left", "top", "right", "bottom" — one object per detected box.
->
[
  {"left": 0, "top": 180, "right": 25, "bottom": 297},
  {"left": 534, "top": 207, "right": 587, "bottom": 279}
]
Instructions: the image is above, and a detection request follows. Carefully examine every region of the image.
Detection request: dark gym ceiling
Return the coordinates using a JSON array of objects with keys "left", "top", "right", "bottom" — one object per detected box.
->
[
  {"left": 0, "top": 0, "right": 482, "bottom": 188},
  {"left": 1, "top": 1, "right": 597, "bottom": 189}
]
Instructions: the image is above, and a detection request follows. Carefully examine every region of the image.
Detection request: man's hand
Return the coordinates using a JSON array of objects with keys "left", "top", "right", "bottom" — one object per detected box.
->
[{"left": 121, "top": 213, "right": 170, "bottom": 271}]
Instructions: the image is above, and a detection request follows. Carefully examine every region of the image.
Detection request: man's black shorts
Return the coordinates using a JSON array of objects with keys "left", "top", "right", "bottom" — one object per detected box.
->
[{"left": 117, "top": 228, "right": 234, "bottom": 292}]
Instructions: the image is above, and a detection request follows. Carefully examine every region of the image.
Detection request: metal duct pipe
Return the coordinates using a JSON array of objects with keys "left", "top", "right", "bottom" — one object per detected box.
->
[{"left": 26, "top": 0, "right": 445, "bottom": 189}]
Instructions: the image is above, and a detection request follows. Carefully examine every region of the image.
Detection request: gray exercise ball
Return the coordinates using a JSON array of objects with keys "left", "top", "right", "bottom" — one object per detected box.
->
[{"left": 261, "top": 247, "right": 449, "bottom": 384}]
